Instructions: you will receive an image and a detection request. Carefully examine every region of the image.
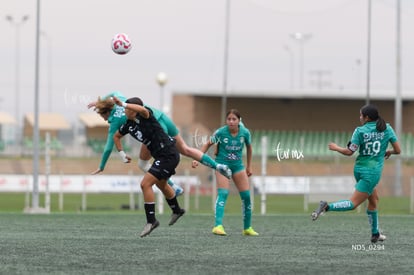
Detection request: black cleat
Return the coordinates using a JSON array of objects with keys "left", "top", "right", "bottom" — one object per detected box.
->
[
  {"left": 216, "top": 164, "right": 232, "bottom": 179},
  {"left": 168, "top": 209, "right": 185, "bottom": 226},
  {"left": 311, "top": 201, "right": 328, "bottom": 221},
  {"left": 371, "top": 232, "right": 386, "bottom": 243},
  {"left": 140, "top": 220, "right": 160, "bottom": 238}
]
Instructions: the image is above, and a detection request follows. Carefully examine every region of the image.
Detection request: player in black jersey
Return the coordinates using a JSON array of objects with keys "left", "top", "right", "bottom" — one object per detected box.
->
[{"left": 113, "top": 96, "right": 185, "bottom": 237}]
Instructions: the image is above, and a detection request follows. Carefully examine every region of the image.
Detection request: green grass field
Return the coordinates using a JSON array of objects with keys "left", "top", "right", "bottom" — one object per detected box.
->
[
  {"left": 0, "top": 193, "right": 412, "bottom": 215},
  {"left": 0, "top": 212, "right": 413, "bottom": 274},
  {"left": 1, "top": 193, "right": 413, "bottom": 274}
]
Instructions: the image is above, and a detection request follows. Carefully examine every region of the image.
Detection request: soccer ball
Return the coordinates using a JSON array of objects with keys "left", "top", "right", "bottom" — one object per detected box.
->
[{"left": 111, "top": 33, "right": 132, "bottom": 55}]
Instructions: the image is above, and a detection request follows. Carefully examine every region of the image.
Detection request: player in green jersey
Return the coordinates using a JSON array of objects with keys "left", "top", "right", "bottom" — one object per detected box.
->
[
  {"left": 192, "top": 109, "right": 258, "bottom": 236},
  {"left": 311, "top": 104, "right": 401, "bottom": 243}
]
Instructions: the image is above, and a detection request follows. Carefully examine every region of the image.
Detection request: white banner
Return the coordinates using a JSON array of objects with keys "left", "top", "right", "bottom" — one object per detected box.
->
[
  {"left": 251, "top": 176, "right": 309, "bottom": 194},
  {"left": 0, "top": 175, "right": 200, "bottom": 193}
]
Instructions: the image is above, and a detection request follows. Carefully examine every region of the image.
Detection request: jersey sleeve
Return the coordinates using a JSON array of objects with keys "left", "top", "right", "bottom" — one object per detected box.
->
[
  {"left": 386, "top": 124, "right": 398, "bottom": 143},
  {"left": 348, "top": 128, "right": 361, "bottom": 152},
  {"left": 98, "top": 129, "right": 114, "bottom": 170},
  {"left": 118, "top": 122, "right": 129, "bottom": 136},
  {"left": 99, "top": 118, "right": 125, "bottom": 170},
  {"left": 244, "top": 127, "right": 251, "bottom": 146},
  {"left": 211, "top": 128, "right": 221, "bottom": 144},
  {"left": 98, "top": 118, "right": 122, "bottom": 170},
  {"left": 145, "top": 105, "right": 163, "bottom": 120}
]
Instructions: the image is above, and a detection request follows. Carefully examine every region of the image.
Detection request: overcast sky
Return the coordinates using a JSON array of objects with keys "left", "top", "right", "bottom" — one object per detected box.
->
[{"left": 0, "top": 0, "right": 413, "bottom": 124}]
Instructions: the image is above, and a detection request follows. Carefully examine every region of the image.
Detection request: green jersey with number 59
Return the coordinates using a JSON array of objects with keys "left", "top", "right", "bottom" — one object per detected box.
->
[{"left": 350, "top": 121, "right": 397, "bottom": 171}]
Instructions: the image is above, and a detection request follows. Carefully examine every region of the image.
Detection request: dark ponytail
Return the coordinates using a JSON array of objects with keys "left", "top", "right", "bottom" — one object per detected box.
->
[
  {"left": 376, "top": 116, "right": 386, "bottom": 132},
  {"left": 360, "top": 104, "right": 386, "bottom": 132}
]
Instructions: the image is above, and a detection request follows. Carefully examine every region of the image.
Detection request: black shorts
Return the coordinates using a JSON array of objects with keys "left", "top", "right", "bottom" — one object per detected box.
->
[{"left": 148, "top": 147, "right": 180, "bottom": 181}]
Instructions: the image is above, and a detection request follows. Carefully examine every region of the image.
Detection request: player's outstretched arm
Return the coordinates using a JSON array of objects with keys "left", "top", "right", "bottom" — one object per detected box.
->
[
  {"left": 113, "top": 131, "right": 131, "bottom": 163},
  {"left": 385, "top": 141, "right": 401, "bottom": 159},
  {"left": 87, "top": 101, "right": 97, "bottom": 109},
  {"left": 328, "top": 142, "right": 353, "bottom": 156},
  {"left": 91, "top": 168, "right": 103, "bottom": 175},
  {"left": 113, "top": 96, "right": 149, "bottom": 118},
  {"left": 191, "top": 141, "right": 212, "bottom": 168},
  {"left": 245, "top": 144, "right": 253, "bottom": 177}
]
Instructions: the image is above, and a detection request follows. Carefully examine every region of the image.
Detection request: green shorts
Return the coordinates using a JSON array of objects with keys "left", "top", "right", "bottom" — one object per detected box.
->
[
  {"left": 157, "top": 113, "right": 179, "bottom": 137},
  {"left": 220, "top": 161, "right": 245, "bottom": 175},
  {"left": 353, "top": 170, "right": 381, "bottom": 195}
]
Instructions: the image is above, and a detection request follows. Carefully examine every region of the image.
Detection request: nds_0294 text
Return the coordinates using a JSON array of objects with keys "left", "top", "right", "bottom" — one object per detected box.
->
[{"left": 351, "top": 243, "right": 385, "bottom": 252}]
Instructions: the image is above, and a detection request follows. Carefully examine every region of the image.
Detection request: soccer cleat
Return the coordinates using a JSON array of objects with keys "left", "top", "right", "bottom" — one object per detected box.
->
[
  {"left": 174, "top": 185, "right": 184, "bottom": 197},
  {"left": 311, "top": 200, "right": 328, "bottom": 221},
  {"left": 168, "top": 181, "right": 184, "bottom": 197},
  {"left": 212, "top": 225, "right": 227, "bottom": 236},
  {"left": 140, "top": 220, "right": 160, "bottom": 238},
  {"left": 216, "top": 164, "right": 232, "bottom": 179},
  {"left": 242, "top": 227, "right": 259, "bottom": 236},
  {"left": 168, "top": 208, "right": 185, "bottom": 226},
  {"left": 371, "top": 232, "right": 386, "bottom": 243}
]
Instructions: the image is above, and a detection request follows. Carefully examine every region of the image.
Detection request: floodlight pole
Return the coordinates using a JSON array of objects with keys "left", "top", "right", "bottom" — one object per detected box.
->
[
  {"left": 394, "top": 0, "right": 402, "bottom": 196},
  {"left": 32, "top": 0, "right": 41, "bottom": 210},
  {"left": 365, "top": 0, "right": 372, "bottom": 105},
  {"left": 290, "top": 32, "right": 312, "bottom": 90},
  {"left": 355, "top": 59, "right": 362, "bottom": 90},
  {"left": 221, "top": 0, "right": 230, "bottom": 125},
  {"left": 283, "top": 45, "right": 294, "bottom": 91}
]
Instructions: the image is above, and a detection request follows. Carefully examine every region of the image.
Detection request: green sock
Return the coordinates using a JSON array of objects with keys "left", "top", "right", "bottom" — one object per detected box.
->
[
  {"left": 240, "top": 190, "right": 252, "bottom": 230},
  {"left": 200, "top": 154, "right": 217, "bottom": 169},
  {"left": 328, "top": 200, "right": 354, "bottom": 211},
  {"left": 215, "top": 188, "right": 229, "bottom": 226},
  {"left": 367, "top": 209, "right": 379, "bottom": 234}
]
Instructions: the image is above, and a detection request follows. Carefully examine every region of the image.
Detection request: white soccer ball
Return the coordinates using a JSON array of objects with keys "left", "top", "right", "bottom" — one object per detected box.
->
[{"left": 111, "top": 33, "right": 132, "bottom": 55}]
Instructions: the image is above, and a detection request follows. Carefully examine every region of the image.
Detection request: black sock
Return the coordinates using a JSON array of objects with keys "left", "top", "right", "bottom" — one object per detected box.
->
[
  {"left": 144, "top": 203, "right": 156, "bottom": 223},
  {"left": 166, "top": 197, "right": 181, "bottom": 214}
]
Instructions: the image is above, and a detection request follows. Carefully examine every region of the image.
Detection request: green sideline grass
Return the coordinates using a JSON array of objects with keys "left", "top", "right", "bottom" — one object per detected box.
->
[
  {"left": 0, "top": 193, "right": 412, "bottom": 215},
  {"left": 0, "top": 213, "right": 413, "bottom": 274}
]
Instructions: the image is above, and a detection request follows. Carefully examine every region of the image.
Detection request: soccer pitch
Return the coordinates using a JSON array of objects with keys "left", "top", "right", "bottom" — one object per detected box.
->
[{"left": 0, "top": 213, "right": 413, "bottom": 274}]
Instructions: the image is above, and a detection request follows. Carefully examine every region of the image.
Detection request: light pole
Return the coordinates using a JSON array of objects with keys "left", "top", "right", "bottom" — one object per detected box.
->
[
  {"left": 32, "top": 0, "right": 41, "bottom": 212},
  {"left": 283, "top": 45, "right": 294, "bottom": 91},
  {"left": 366, "top": 0, "right": 372, "bottom": 105},
  {"left": 355, "top": 58, "right": 362, "bottom": 90},
  {"left": 290, "top": 32, "right": 312, "bottom": 90},
  {"left": 394, "top": 0, "right": 402, "bottom": 196},
  {"left": 156, "top": 72, "right": 168, "bottom": 113},
  {"left": 5, "top": 15, "right": 29, "bottom": 129},
  {"left": 221, "top": 0, "right": 231, "bottom": 125}
]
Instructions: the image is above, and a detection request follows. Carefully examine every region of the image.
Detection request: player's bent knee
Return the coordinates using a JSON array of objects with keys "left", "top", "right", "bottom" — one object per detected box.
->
[{"left": 138, "top": 159, "right": 151, "bottom": 172}]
